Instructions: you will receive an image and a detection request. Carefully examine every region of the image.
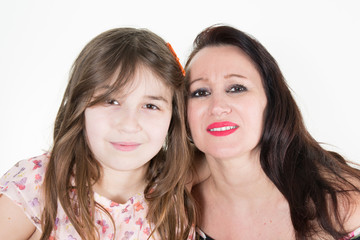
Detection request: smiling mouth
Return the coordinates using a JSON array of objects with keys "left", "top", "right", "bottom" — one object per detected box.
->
[
  {"left": 206, "top": 122, "right": 239, "bottom": 136},
  {"left": 111, "top": 142, "right": 141, "bottom": 151},
  {"left": 208, "top": 126, "right": 238, "bottom": 132}
]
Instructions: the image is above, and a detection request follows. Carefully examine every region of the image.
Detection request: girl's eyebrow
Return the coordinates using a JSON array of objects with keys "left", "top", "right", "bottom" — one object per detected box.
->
[
  {"left": 145, "top": 95, "right": 170, "bottom": 104},
  {"left": 96, "top": 85, "right": 111, "bottom": 92},
  {"left": 97, "top": 84, "right": 170, "bottom": 104}
]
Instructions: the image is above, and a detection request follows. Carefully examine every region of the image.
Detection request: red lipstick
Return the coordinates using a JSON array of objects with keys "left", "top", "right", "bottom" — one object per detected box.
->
[
  {"left": 111, "top": 142, "right": 141, "bottom": 151},
  {"left": 207, "top": 121, "right": 239, "bottom": 136}
]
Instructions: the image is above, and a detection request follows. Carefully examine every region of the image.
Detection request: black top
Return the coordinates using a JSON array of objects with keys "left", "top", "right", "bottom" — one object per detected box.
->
[{"left": 196, "top": 229, "right": 360, "bottom": 240}]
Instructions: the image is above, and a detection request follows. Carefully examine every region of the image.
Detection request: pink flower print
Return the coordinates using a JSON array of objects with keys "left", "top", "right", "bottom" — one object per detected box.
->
[
  {"left": 110, "top": 201, "right": 119, "bottom": 207},
  {"left": 122, "top": 204, "right": 129, "bottom": 213},
  {"left": 54, "top": 217, "right": 59, "bottom": 230},
  {"left": 188, "top": 232, "right": 194, "bottom": 240},
  {"left": 143, "top": 227, "right": 151, "bottom": 236},
  {"left": 121, "top": 231, "right": 134, "bottom": 240},
  {"left": 134, "top": 201, "right": 144, "bottom": 212},
  {"left": 1, "top": 185, "right": 8, "bottom": 192},
  {"left": 105, "top": 207, "right": 113, "bottom": 213},
  {"left": 124, "top": 215, "right": 131, "bottom": 224},
  {"left": 29, "top": 197, "right": 40, "bottom": 207},
  {"left": 32, "top": 160, "right": 42, "bottom": 170},
  {"left": 13, "top": 177, "right": 27, "bottom": 190},
  {"left": 96, "top": 219, "right": 109, "bottom": 233},
  {"left": 31, "top": 216, "right": 41, "bottom": 224},
  {"left": 67, "top": 235, "right": 77, "bottom": 240},
  {"left": 34, "top": 174, "right": 42, "bottom": 184},
  {"left": 136, "top": 218, "right": 144, "bottom": 230}
]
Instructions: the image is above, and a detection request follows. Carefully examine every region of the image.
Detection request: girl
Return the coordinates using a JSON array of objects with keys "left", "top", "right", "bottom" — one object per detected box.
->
[{"left": 0, "top": 28, "right": 196, "bottom": 239}]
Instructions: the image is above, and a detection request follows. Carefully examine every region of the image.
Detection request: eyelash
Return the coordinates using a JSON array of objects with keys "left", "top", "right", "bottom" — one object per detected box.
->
[
  {"left": 226, "top": 84, "right": 247, "bottom": 93},
  {"left": 106, "top": 100, "right": 160, "bottom": 111},
  {"left": 106, "top": 99, "right": 120, "bottom": 105},
  {"left": 190, "top": 88, "right": 210, "bottom": 98},
  {"left": 143, "top": 104, "right": 160, "bottom": 110},
  {"left": 190, "top": 84, "right": 247, "bottom": 98}
]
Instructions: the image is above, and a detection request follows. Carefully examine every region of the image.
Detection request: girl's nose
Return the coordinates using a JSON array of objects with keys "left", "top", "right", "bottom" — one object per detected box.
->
[{"left": 115, "top": 109, "right": 142, "bottom": 133}]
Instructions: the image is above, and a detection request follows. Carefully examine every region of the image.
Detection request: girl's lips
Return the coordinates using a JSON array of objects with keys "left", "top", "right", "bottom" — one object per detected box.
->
[
  {"left": 111, "top": 142, "right": 141, "bottom": 151},
  {"left": 206, "top": 121, "right": 239, "bottom": 137}
]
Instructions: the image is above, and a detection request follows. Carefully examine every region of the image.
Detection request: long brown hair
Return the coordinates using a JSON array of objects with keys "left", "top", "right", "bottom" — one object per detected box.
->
[
  {"left": 185, "top": 24, "right": 360, "bottom": 239},
  {"left": 41, "top": 28, "right": 196, "bottom": 239}
]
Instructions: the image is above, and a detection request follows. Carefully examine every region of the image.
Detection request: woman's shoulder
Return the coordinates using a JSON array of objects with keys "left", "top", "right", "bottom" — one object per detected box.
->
[
  {"left": 341, "top": 191, "right": 360, "bottom": 239},
  {"left": 342, "top": 225, "right": 360, "bottom": 240},
  {"left": 336, "top": 173, "right": 360, "bottom": 240}
]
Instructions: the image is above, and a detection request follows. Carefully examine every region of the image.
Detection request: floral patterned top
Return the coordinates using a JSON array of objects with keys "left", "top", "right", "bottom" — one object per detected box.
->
[{"left": 0, "top": 153, "right": 194, "bottom": 240}]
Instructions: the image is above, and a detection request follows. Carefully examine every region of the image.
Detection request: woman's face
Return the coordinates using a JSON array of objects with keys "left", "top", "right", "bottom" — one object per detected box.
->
[{"left": 187, "top": 45, "right": 267, "bottom": 160}]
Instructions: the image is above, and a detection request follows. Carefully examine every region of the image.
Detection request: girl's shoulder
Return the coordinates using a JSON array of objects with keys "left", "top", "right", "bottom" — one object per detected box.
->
[
  {"left": 0, "top": 153, "right": 49, "bottom": 229},
  {"left": 0, "top": 153, "right": 49, "bottom": 189}
]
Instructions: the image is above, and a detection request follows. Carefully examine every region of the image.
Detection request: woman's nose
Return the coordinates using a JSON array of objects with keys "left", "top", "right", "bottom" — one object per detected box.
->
[{"left": 209, "top": 94, "right": 231, "bottom": 117}]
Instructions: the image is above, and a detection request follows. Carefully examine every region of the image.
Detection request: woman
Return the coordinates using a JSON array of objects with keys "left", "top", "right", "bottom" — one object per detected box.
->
[{"left": 185, "top": 25, "right": 360, "bottom": 239}]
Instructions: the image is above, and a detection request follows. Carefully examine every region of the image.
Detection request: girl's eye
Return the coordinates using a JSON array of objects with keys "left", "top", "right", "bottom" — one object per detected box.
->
[
  {"left": 190, "top": 88, "right": 211, "bottom": 98},
  {"left": 226, "top": 84, "right": 247, "bottom": 93},
  {"left": 106, "top": 99, "right": 120, "bottom": 105},
  {"left": 143, "top": 104, "right": 159, "bottom": 110}
]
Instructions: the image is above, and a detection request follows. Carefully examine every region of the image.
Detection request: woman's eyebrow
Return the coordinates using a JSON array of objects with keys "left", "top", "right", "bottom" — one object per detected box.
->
[
  {"left": 190, "top": 74, "right": 247, "bottom": 85},
  {"left": 189, "top": 77, "right": 207, "bottom": 86},
  {"left": 224, "top": 73, "right": 247, "bottom": 79}
]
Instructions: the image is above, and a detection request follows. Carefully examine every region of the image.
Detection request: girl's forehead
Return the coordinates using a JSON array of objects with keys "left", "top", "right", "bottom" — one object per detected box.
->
[
  {"left": 128, "top": 67, "right": 171, "bottom": 90},
  {"left": 96, "top": 66, "right": 173, "bottom": 98}
]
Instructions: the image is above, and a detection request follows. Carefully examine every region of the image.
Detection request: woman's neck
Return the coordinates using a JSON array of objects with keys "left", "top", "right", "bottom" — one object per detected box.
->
[{"left": 204, "top": 152, "right": 281, "bottom": 204}]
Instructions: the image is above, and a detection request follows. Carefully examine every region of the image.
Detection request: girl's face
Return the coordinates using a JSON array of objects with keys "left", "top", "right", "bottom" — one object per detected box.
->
[
  {"left": 85, "top": 67, "right": 173, "bottom": 173},
  {"left": 187, "top": 45, "right": 267, "bottom": 160}
]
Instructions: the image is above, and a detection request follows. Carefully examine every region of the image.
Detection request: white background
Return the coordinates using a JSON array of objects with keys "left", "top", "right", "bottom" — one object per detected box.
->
[{"left": 0, "top": 0, "right": 359, "bottom": 175}]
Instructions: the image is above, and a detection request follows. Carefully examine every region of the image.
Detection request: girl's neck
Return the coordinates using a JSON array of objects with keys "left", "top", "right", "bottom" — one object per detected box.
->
[{"left": 93, "top": 164, "right": 148, "bottom": 204}]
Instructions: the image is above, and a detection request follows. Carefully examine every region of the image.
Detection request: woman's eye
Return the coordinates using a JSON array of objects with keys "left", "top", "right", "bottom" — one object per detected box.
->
[
  {"left": 226, "top": 84, "right": 247, "bottom": 93},
  {"left": 143, "top": 104, "right": 159, "bottom": 110},
  {"left": 106, "top": 99, "right": 120, "bottom": 105},
  {"left": 190, "top": 88, "right": 211, "bottom": 98}
]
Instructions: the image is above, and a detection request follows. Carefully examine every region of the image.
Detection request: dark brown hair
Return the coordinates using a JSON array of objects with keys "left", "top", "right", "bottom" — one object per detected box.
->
[
  {"left": 185, "top": 24, "right": 360, "bottom": 239},
  {"left": 41, "top": 28, "right": 196, "bottom": 239}
]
